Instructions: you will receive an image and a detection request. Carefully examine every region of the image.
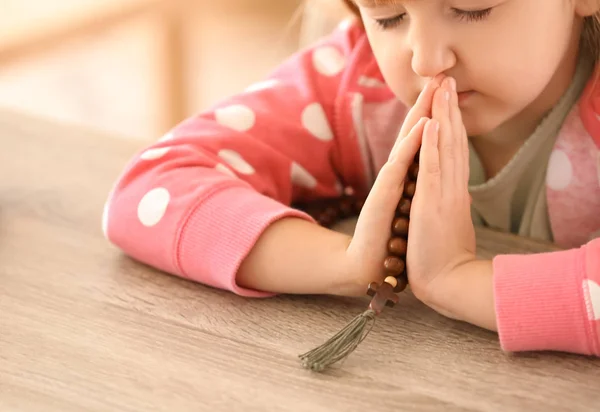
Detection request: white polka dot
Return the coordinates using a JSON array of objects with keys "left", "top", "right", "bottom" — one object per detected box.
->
[
  {"left": 291, "top": 162, "right": 318, "bottom": 189},
  {"left": 159, "top": 131, "right": 174, "bottom": 142},
  {"left": 218, "top": 150, "right": 255, "bottom": 175},
  {"left": 334, "top": 181, "right": 344, "bottom": 195},
  {"left": 584, "top": 279, "right": 600, "bottom": 320},
  {"left": 140, "top": 146, "right": 170, "bottom": 160},
  {"left": 245, "top": 79, "right": 279, "bottom": 93},
  {"left": 546, "top": 150, "right": 573, "bottom": 190},
  {"left": 102, "top": 199, "right": 110, "bottom": 238},
  {"left": 137, "top": 188, "right": 170, "bottom": 227},
  {"left": 313, "top": 46, "right": 346, "bottom": 77},
  {"left": 302, "top": 103, "right": 334, "bottom": 141},
  {"left": 215, "top": 163, "right": 237, "bottom": 178},
  {"left": 358, "top": 76, "right": 386, "bottom": 88},
  {"left": 215, "top": 105, "right": 256, "bottom": 132}
]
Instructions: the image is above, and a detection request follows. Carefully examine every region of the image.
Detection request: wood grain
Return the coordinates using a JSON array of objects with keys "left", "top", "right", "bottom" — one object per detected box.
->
[{"left": 1, "top": 110, "right": 598, "bottom": 412}]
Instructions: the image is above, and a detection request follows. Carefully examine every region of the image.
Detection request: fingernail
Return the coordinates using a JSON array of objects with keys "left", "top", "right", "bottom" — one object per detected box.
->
[{"left": 444, "top": 91, "right": 450, "bottom": 101}]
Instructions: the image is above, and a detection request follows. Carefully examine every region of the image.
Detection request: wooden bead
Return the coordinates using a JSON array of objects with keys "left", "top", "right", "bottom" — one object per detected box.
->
[
  {"left": 384, "top": 276, "right": 398, "bottom": 288},
  {"left": 317, "top": 216, "right": 332, "bottom": 226},
  {"left": 404, "top": 181, "right": 416, "bottom": 198},
  {"left": 392, "top": 217, "right": 409, "bottom": 236},
  {"left": 388, "top": 237, "right": 407, "bottom": 255},
  {"left": 339, "top": 198, "right": 355, "bottom": 217},
  {"left": 394, "top": 274, "right": 408, "bottom": 292},
  {"left": 397, "top": 198, "right": 411, "bottom": 216},
  {"left": 383, "top": 256, "right": 405, "bottom": 276},
  {"left": 317, "top": 206, "right": 337, "bottom": 226},
  {"left": 409, "top": 163, "right": 419, "bottom": 180}
]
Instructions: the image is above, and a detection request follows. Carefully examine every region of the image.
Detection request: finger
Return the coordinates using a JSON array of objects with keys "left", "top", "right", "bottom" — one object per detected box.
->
[
  {"left": 463, "top": 133, "right": 470, "bottom": 191},
  {"left": 447, "top": 77, "right": 468, "bottom": 191},
  {"left": 360, "top": 117, "right": 428, "bottom": 234},
  {"left": 415, "top": 118, "right": 441, "bottom": 202},
  {"left": 431, "top": 78, "right": 454, "bottom": 196},
  {"left": 388, "top": 116, "right": 428, "bottom": 162},
  {"left": 399, "top": 75, "right": 443, "bottom": 137},
  {"left": 461, "top": 119, "right": 470, "bottom": 191}
]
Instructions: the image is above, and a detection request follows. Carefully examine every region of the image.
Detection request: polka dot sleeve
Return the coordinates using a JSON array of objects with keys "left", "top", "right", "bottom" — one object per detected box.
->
[{"left": 102, "top": 22, "right": 370, "bottom": 296}]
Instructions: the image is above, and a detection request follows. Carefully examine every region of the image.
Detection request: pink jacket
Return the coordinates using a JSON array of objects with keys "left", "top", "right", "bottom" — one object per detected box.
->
[{"left": 103, "top": 21, "right": 600, "bottom": 356}]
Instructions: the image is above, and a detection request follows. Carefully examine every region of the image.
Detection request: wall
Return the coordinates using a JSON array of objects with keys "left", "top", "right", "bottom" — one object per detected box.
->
[{"left": 0, "top": 0, "right": 305, "bottom": 141}]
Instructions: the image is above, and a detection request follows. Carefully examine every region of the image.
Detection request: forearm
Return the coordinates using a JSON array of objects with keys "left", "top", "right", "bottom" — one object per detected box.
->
[
  {"left": 237, "top": 217, "right": 355, "bottom": 296},
  {"left": 426, "top": 260, "right": 498, "bottom": 332}
]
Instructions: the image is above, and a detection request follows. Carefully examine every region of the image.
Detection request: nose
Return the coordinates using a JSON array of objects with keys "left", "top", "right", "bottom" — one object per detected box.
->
[{"left": 408, "top": 20, "right": 456, "bottom": 79}]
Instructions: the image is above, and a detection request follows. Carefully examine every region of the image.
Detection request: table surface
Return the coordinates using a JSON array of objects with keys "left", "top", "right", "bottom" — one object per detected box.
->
[{"left": 2, "top": 110, "right": 599, "bottom": 412}]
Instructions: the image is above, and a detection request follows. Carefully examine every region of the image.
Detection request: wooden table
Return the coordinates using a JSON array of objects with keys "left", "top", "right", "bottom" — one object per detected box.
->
[{"left": 1, "top": 110, "right": 599, "bottom": 411}]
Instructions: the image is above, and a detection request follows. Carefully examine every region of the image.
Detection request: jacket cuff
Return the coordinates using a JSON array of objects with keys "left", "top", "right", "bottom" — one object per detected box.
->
[
  {"left": 493, "top": 246, "right": 593, "bottom": 354},
  {"left": 177, "top": 186, "right": 315, "bottom": 297}
]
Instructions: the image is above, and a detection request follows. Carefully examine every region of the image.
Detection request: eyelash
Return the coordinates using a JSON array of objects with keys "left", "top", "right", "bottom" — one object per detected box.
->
[{"left": 374, "top": 8, "right": 493, "bottom": 30}]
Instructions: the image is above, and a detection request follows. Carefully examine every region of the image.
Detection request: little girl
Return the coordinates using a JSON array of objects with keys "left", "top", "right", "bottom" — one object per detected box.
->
[{"left": 103, "top": 0, "right": 600, "bottom": 357}]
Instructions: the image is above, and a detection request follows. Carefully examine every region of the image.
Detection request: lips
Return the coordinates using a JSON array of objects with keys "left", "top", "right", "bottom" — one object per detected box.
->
[{"left": 457, "top": 90, "right": 475, "bottom": 103}]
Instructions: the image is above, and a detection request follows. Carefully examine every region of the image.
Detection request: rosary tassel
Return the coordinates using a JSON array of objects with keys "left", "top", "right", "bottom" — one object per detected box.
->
[
  {"left": 298, "top": 308, "right": 377, "bottom": 372},
  {"left": 299, "top": 277, "right": 406, "bottom": 372}
]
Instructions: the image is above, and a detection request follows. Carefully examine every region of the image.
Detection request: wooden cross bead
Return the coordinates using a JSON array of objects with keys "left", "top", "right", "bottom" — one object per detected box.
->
[
  {"left": 367, "top": 279, "right": 399, "bottom": 314},
  {"left": 388, "top": 237, "right": 407, "bottom": 256}
]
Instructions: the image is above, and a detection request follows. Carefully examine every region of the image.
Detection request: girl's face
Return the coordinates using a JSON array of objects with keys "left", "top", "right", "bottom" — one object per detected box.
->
[{"left": 355, "top": 0, "right": 587, "bottom": 137}]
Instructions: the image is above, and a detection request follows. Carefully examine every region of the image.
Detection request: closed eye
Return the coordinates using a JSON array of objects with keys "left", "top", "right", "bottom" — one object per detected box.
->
[
  {"left": 374, "top": 8, "right": 493, "bottom": 30},
  {"left": 374, "top": 14, "right": 406, "bottom": 30},
  {"left": 452, "top": 8, "right": 493, "bottom": 22}
]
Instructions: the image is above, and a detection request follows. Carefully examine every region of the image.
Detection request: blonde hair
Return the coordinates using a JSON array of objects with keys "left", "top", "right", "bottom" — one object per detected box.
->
[{"left": 341, "top": 0, "right": 600, "bottom": 61}]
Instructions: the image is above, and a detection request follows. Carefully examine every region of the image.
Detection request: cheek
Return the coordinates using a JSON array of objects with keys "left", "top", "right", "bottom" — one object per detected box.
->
[
  {"left": 476, "top": 9, "right": 573, "bottom": 103},
  {"left": 471, "top": 27, "right": 568, "bottom": 108},
  {"left": 367, "top": 35, "right": 415, "bottom": 103},
  {"left": 481, "top": 56, "right": 556, "bottom": 104}
]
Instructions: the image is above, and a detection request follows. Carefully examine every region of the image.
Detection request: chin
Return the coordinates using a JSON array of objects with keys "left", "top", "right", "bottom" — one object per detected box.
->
[
  {"left": 462, "top": 115, "right": 501, "bottom": 137},
  {"left": 461, "top": 102, "right": 514, "bottom": 136}
]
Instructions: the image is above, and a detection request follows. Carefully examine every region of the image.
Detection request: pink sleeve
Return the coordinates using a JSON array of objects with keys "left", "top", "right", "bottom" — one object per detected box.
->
[
  {"left": 493, "top": 237, "right": 600, "bottom": 355},
  {"left": 103, "top": 23, "right": 369, "bottom": 297}
]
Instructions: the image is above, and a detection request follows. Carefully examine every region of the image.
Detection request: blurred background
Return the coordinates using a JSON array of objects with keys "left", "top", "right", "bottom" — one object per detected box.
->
[{"left": 0, "top": 0, "right": 351, "bottom": 141}]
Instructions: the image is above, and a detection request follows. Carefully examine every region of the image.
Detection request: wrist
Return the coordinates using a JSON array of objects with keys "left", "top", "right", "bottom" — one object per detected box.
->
[
  {"left": 424, "top": 259, "right": 498, "bottom": 331},
  {"left": 329, "top": 234, "right": 363, "bottom": 296}
]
